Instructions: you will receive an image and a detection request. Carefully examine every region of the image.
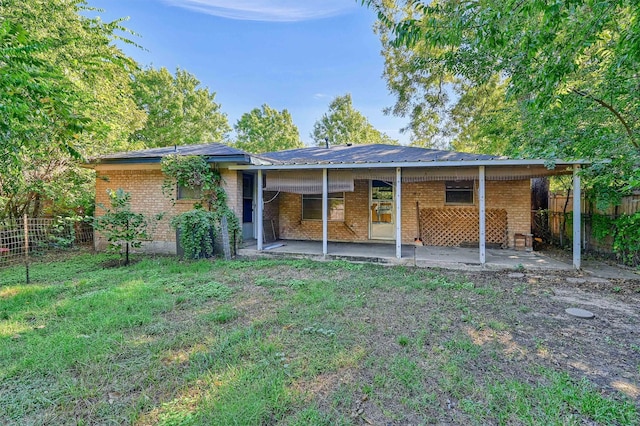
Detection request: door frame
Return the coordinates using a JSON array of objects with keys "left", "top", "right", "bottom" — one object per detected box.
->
[
  {"left": 369, "top": 180, "right": 395, "bottom": 240},
  {"left": 242, "top": 172, "right": 255, "bottom": 240}
]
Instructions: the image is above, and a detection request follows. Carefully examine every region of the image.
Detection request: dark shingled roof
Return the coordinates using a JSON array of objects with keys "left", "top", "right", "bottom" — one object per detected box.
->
[
  {"left": 260, "top": 144, "right": 505, "bottom": 165},
  {"left": 92, "top": 143, "right": 252, "bottom": 164}
]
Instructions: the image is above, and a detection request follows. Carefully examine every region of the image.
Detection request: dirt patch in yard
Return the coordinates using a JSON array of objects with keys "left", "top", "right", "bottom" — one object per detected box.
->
[{"left": 274, "top": 266, "right": 640, "bottom": 424}]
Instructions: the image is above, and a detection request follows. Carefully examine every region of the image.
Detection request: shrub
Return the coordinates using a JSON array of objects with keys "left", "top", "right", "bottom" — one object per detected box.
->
[{"left": 94, "top": 189, "right": 155, "bottom": 265}]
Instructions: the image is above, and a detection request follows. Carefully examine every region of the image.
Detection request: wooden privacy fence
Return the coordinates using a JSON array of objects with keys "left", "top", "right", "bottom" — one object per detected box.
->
[
  {"left": 419, "top": 207, "right": 508, "bottom": 248},
  {"left": 0, "top": 216, "right": 93, "bottom": 268},
  {"left": 543, "top": 192, "right": 640, "bottom": 260}
]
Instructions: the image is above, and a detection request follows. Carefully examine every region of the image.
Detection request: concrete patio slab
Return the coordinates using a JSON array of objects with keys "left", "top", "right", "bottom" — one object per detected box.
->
[{"left": 238, "top": 240, "right": 576, "bottom": 272}]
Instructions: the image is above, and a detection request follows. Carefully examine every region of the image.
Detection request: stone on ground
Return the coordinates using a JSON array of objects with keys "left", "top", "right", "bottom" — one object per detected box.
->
[{"left": 565, "top": 307, "right": 595, "bottom": 319}]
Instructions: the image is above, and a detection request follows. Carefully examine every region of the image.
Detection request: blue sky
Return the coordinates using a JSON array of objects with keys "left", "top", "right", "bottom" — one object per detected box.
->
[{"left": 87, "top": 0, "right": 410, "bottom": 145}]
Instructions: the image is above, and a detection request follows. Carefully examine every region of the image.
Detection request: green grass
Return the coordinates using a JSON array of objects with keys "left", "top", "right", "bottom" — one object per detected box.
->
[{"left": 0, "top": 253, "right": 637, "bottom": 425}]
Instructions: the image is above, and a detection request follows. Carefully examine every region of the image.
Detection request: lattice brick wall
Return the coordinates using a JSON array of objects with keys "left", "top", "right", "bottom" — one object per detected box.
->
[{"left": 419, "top": 207, "right": 508, "bottom": 247}]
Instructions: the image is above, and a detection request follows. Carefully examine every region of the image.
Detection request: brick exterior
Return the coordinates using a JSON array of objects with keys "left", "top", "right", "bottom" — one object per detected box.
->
[
  {"left": 94, "top": 166, "right": 242, "bottom": 254},
  {"left": 93, "top": 165, "right": 531, "bottom": 252},
  {"left": 220, "top": 168, "right": 242, "bottom": 220},
  {"left": 401, "top": 180, "right": 531, "bottom": 248},
  {"left": 263, "top": 191, "right": 280, "bottom": 242},
  {"left": 278, "top": 180, "right": 370, "bottom": 242},
  {"left": 278, "top": 178, "right": 531, "bottom": 248}
]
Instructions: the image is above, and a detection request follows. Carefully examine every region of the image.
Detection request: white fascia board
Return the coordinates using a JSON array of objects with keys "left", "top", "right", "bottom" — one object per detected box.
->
[{"left": 228, "top": 159, "right": 592, "bottom": 171}]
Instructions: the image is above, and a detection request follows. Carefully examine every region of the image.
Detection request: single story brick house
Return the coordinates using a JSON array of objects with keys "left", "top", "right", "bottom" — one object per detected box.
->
[{"left": 88, "top": 143, "right": 586, "bottom": 268}]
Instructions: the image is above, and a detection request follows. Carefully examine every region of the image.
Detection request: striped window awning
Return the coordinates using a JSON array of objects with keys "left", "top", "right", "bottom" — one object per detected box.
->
[{"left": 265, "top": 170, "right": 354, "bottom": 194}]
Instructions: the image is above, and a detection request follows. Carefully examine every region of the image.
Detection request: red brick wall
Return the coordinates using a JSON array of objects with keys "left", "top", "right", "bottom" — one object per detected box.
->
[{"left": 277, "top": 178, "right": 531, "bottom": 248}]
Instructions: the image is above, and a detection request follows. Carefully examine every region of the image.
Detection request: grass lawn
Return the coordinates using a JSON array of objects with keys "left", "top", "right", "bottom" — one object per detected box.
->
[{"left": 1, "top": 253, "right": 638, "bottom": 425}]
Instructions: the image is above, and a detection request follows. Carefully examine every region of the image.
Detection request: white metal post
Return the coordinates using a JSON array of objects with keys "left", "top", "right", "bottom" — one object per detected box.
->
[
  {"left": 322, "top": 168, "right": 328, "bottom": 256},
  {"left": 479, "top": 166, "right": 486, "bottom": 265},
  {"left": 573, "top": 165, "right": 581, "bottom": 269},
  {"left": 395, "top": 167, "right": 402, "bottom": 259},
  {"left": 257, "top": 169, "right": 264, "bottom": 251}
]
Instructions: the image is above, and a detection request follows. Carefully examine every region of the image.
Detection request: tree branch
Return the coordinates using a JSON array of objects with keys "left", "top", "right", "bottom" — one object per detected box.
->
[{"left": 571, "top": 88, "right": 638, "bottom": 150}]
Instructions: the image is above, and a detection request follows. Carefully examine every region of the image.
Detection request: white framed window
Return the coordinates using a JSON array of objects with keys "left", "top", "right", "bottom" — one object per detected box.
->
[{"left": 302, "top": 192, "right": 345, "bottom": 221}]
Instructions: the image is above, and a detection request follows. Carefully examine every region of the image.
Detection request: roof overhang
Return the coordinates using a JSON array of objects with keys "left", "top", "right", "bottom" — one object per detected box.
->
[
  {"left": 84, "top": 153, "right": 253, "bottom": 169},
  {"left": 228, "top": 158, "right": 591, "bottom": 171}
]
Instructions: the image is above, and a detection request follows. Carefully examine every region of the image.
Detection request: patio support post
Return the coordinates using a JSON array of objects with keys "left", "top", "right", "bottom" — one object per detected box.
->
[
  {"left": 478, "top": 166, "right": 486, "bottom": 265},
  {"left": 395, "top": 167, "right": 402, "bottom": 258},
  {"left": 257, "top": 169, "right": 264, "bottom": 251},
  {"left": 322, "top": 168, "right": 328, "bottom": 256},
  {"left": 573, "top": 165, "right": 581, "bottom": 269}
]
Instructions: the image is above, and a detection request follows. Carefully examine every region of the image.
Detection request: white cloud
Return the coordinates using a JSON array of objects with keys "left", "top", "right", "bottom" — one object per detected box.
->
[
  {"left": 313, "top": 93, "right": 329, "bottom": 99},
  {"left": 162, "top": 0, "right": 358, "bottom": 22}
]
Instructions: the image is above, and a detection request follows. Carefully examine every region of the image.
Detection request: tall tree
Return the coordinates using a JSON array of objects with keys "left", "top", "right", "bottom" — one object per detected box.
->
[
  {"left": 366, "top": 0, "right": 640, "bottom": 204},
  {"left": 130, "top": 67, "right": 231, "bottom": 148},
  {"left": 448, "top": 76, "right": 521, "bottom": 155},
  {"left": 311, "top": 94, "right": 397, "bottom": 146},
  {"left": 234, "top": 104, "right": 302, "bottom": 153},
  {"left": 0, "top": 0, "right": 146, "bottom": 221}
]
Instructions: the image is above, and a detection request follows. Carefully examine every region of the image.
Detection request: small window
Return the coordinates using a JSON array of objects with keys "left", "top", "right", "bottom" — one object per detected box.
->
[
  {"left": 302, "top": 193, "right": 345, "bottom": 221},
  {"left": 372, "top": 180, "right": 393, "bottom": 200},
  {"left": 177, "top": 185, "right": 203, "bottom": 200},
  {"left": 445, "top": 181, "right": 474, "bottom": 205}
]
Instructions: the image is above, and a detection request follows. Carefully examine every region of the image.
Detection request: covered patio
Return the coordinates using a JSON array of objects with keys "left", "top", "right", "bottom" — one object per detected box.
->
[
  {"left": 230, "top": 144, "right": 588, "bottom": 269},
  {"left": 238, "top": 240, "right": 574, "bottom": 271}
]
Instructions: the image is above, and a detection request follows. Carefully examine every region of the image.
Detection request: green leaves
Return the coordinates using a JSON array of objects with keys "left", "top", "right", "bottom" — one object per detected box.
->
[
  {"left": 610, "top": 212, "right": 640, "bottom": 266},
  {"left": 311, "top": 94, "right": 397, "bottom": 146},
  {"left": 0, "top": 0, "right": 148, "bottom": 221},
  {"left": 171, "top": 207, "right": 218, "bottom": 259},
  {"left": 130, "top": 67, "right": 231, "bottom": 148},
  {"left": 161, "top": 155, "right": 216, "bottom": 204},
  {"left": 367, "top": 0, "right": 640, "bottom": 205},
  {"left": 234, "top": 104, "right": 302, "bottom": 154},
  {"left": 93, "top": 189, "right": 152, "bottom": 265},
  {"left": 160, "top": 155, "right": 241, "bottom": 255}
]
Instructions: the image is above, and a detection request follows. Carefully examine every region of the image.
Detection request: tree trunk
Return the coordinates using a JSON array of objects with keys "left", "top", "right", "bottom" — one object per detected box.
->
[{"left": 125, "top": 220, "right": 130, "bottom": 265}]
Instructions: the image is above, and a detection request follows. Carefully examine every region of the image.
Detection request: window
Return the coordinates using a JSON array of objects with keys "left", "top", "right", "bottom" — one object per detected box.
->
[
  {"left": 177, "top": 184, "right": 203, "bottom": 200},
  {"left": 445, "top": 181, "right": 474, "bottom": 204},
  {"left": 302, "top": 193, "right": 345, "bottom": 221},
  {"left": 371, "top": 180, "right": 393, "bottom": 200}
]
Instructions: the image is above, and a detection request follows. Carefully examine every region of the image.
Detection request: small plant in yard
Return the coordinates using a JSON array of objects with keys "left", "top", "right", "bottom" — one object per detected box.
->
[
  {"left": 255, "top": 276, "right": 279, "bottom": 287},
  {"left": 303, "top": 325, "right": 336, "bottom": 337},
  {"left": 207, "top": 305, "right": 239, "bottom": 324},
  {"left": 46, "top": 216, "right": 86, "bottom": 248},
  {"left": 592, "top": 211, "right": 640, "bottom": 267},
  {"left": 397, "top": 335, "right": 410, "bottom": 347},
  {"left": 93, "top": 189, "right": 162, "bottom": 265}
]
